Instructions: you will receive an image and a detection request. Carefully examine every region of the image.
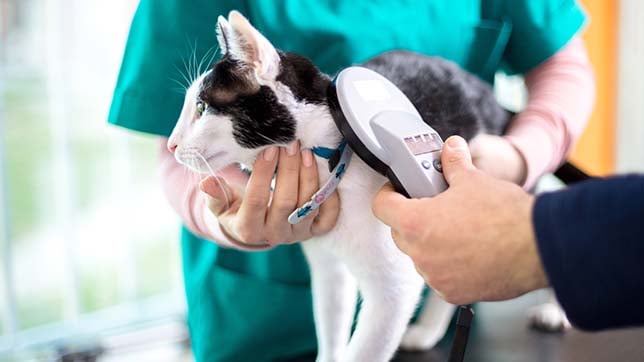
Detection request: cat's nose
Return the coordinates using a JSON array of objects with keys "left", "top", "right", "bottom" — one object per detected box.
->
[{"left": 167, "top": 142, "right": 178, "bottom": 153}]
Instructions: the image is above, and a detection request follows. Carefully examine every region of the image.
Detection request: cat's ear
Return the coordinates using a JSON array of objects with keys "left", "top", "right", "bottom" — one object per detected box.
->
[
  {"left": 216, "top": 15, "right": 232, "bottom": 55},
  {"left": 223, "top": 10, "right": 280, "bottom": 82}
]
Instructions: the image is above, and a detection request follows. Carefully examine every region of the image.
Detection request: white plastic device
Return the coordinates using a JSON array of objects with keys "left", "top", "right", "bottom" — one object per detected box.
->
[{"left": 332, "top": 66, "right": 448, "bottom": 198}]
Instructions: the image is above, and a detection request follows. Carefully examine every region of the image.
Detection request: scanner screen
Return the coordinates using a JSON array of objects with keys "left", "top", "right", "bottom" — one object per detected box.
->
[
  {"left": 353, "top": 80, "right": 391, "bottom": 102},
  {"left": 405, "top": 133, "right": 442, "bottom": 155}
]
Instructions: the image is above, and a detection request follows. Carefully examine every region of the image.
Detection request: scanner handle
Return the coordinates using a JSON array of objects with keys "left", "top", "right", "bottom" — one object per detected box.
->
[{"left": 370, "top": 111, "right": 448, "bottom": 198}]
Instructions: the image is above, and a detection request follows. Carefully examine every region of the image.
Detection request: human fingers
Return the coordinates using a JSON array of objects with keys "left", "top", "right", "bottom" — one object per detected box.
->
[
  {"left": 200, "top": 176, "right": 235, "bottom": 216},
  {"left": 389, "top": 224, "right": 420, "bottom": 261},
  {"left": 311, "top": 190, "right": 340, "bottom": 236},
  {"left": 442, "top": 136, "right": 477, "bottom": 186},
  {"left": 216, "top": 164, "right": 250, "bottom": 185},
  {"left": 235, "top": 146, "right": 279, "bottom": 243},
  {"left": 469, "top": 134, "right": 501, "bottom": 175},
  {"left": 265, "top": 141, "right": 301, "bottom": 242},
  {"left": 469, "top": 134, "right": 528, "bottom": 184},
  {"left": 291, "top": 148, "right": 321, "bottom": 238},
  {"left": 372, "top": 182, "right": 411, "bottom": 230},
  {"left": 468, "top": 134, "right": 486, "bottom": 160}
]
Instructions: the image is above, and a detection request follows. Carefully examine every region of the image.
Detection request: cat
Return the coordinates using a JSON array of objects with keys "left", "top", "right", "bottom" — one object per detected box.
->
[{"left": 168, "top": 11, "right": 510, "bottom": 362}]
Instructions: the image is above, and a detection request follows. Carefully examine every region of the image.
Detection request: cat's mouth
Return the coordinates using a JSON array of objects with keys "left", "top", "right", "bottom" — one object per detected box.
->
[{"left": 178, "top": 150, "right": 229, "bottom": 174}]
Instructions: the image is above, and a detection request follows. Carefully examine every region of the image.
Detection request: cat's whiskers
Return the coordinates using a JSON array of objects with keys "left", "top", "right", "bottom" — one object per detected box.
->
[
  {"left": 177, "top": 148, "right": 232, "bottom": 210},
  {"left": 180, "top": 55, "right": 193, "bottom": 86},
  {"left": 197, "top": 45, "right": 220, "bottom": 78},
  {"left": 185, "top": 39, "right": 196, "bottom": 86},
  {"left": 179, "top": 37, "right": 198, "bottom": 88},
  {"left": 254, "top": 131, "right": 288, "bottom": 148},
  {"left": 173, "top": 62, "right": 193, "bottom": 91},
  {"left": 177, "top": 38, "right": 199, "bottom": 88},
  {"left": 194, "top": 151, "right": 231, "bottom": 210},
  {"left": 184, "top": 159, "right": 199, "bottom": 180},
  {"left": 179, "top": 159, "right": 192, "bottom": 178},
  {"left": 169, "top": 77, "right": 189, "bottom": 93},
  {"left": 176, "top": 157, "right": 200, "bottom": 194},
  {"left": 172, "top": 45, "right": 220, "bottom": 94},
  {"left": 190, "top": 40, "right": 198, "bottom": 84}
]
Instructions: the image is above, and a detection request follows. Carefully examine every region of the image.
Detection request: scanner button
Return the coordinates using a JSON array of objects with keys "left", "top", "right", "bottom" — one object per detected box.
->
[
  {"left": 421, "top": 160, "right": 432, "bottom": 170},
  {"left": 433, "top": 159, "right": 443, "bottom": 173}
]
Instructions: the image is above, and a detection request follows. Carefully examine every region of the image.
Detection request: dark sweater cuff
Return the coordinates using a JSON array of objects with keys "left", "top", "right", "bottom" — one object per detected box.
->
[{"left": 533, "top": 176, "right": 644, "bottom": 330}]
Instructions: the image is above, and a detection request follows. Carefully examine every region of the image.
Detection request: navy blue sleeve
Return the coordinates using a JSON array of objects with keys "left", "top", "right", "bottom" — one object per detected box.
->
[{"left": 533, "top": 175, "right": 644, "bottom": 331}]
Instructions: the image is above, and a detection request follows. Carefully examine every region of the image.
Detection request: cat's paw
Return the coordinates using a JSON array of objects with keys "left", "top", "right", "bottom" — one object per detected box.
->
[
  {"left": 316, "top": 358, "right": 337, "bottom": 362},
  {"left": 316, "top": 356, "right": 338, "bottom": 362},
  {"left": 527, "top": 302, "right": 571, "bottom": 333},
  {"left": 399, "top": 324, "right": 445, "bottom": 351},
  {"left": 316, "top": 351, "right": 342, "bottom": 362}
]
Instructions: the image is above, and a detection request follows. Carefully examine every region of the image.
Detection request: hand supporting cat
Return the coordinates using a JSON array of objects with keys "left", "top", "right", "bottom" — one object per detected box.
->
[
  {"left": 469, "top": 134, "right": 528, "bottom": 185},
  {"left": 199, "top": 141, "right": 340, "bottom": 247}
]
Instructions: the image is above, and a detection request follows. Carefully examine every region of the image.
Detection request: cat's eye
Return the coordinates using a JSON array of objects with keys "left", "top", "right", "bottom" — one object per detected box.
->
[{"left": 196, "top": 101, "right": 206, "bottom": 116}]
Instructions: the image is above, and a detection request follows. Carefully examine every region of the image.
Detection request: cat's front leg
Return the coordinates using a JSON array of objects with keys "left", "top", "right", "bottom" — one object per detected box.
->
[
  {"left": 343, "top": 264, "right": 424, "bottom": 362},
  {"left": 400, "top": 292, "right": 457, "bottom": 350},
  {"left": 302, "top": 240, "right": 357, "bottom": 362}
]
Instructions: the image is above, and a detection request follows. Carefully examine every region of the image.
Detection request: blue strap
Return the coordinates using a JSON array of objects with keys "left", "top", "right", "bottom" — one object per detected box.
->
[
  {"left": 311, "top": 146, "right": 337, "bottom": 159},
  {"left": 288, "top": 140, "right": 352, "bottom": 224},
  {"left": 312, "top": 141, "right": 347, "bottom": 171}
]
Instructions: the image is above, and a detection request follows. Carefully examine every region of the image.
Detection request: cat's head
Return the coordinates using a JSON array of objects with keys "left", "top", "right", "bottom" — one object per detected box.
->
[{"left": 168, "top": 11, "right": 332, "bottom": 173}]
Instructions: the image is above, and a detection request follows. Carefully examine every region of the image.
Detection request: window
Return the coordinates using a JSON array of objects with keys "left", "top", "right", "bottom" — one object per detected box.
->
[{"left": 0, "top": 0, "right": 185, "bottom": 358}]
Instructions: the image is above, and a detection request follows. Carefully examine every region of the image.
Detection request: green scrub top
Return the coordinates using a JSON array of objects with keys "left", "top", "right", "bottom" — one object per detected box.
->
[{"left": 108, "top": 1, "right": 585, "bottom": 361}]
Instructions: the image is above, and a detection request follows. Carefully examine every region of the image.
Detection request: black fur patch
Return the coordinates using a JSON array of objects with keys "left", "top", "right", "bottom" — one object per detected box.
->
[
  {"left": 199, "top": 58, "right": 296, "bottom": 149},
  {"left": 200, "top": 56, "right": 258, "bottom": 105},
  {"left": 276, "top": 51, "right": 330, "bottom": 105},
  {"left": 227, "top": 86, "right": 296, "bottom": 148},
  {"left": 362, "top": 51, "right": 510, "bottom": 140}
]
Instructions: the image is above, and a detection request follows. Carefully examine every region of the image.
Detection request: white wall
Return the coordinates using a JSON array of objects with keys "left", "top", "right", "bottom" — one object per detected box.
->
[{"left": 616, "top": 0, "right": 644, "bottom": 172}]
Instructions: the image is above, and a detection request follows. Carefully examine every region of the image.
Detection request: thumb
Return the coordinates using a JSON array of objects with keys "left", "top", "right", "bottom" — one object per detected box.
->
[
  {"left": 372, "top": 182, "right": 409, "bottom": 229},
  {"left": 199, "top": 176, "right": 234, "bottom": 215},
  {"left": 442, "top": 136, "right": 476, "bottom": 185}
]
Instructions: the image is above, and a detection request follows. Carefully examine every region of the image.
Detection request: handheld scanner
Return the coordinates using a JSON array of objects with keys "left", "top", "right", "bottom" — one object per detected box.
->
[
  {"left": 371, "top": 111, "right": 447, "bottom": 198},
  {"left": 331, "top": 66, "right": 447, "bottom": 198}
]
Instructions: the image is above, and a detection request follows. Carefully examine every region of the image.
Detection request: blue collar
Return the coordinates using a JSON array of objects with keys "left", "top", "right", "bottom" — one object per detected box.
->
[
  {"left": 288, "top": 140, "right": 352, "bottom": 224},
  {"left": 312, "top": 145, "right": 338, "bottom": 159},
  {"left": 312, "top": 141, "right": 348, "bottom": 172}
]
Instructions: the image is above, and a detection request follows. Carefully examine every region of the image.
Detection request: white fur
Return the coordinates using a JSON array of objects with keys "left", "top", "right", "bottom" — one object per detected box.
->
[
  {"left": 169, "top": 11, "right": 455, "bottom": 362},
  {"left": 216, "top": 16, "right": 231, "bottom": 54},
  {"left": 218, "top": 11, "right": 280, "bottom": 83},
  {"left": 527, "top": 293, "right": 571, "bottom": 333}
]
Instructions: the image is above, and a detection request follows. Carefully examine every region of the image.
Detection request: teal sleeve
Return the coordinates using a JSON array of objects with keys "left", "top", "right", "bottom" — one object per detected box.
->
[
  {"left": 108, "top": 0, "right": 248, "bottom": 137},
  {"left": 500, "top": 0, "right": 587, "bottom": 74}
]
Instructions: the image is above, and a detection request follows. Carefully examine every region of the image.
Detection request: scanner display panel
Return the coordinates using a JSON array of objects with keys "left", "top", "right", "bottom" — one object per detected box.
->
[{"left": 405, "top": 133, "right": 442, "bottom": 155}]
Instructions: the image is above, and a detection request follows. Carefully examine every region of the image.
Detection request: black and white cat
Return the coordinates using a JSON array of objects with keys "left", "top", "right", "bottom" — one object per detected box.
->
[{"left": 168, "top": 11, "right": 510, "bottom": 362}]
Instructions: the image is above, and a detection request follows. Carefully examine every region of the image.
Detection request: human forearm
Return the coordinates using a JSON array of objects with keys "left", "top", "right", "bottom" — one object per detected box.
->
[
  {"left": 505, "top": 37, "right": 595, "bottom": 189},
  {"left": 533, "top": 175, "right": 644, "bottom": 330}
]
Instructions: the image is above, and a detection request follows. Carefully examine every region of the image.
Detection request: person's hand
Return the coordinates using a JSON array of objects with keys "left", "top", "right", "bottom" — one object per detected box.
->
[
  {"left": 372, "top": 136, "right": 548, "bottom": 305},
  {"left": 199, "top": 141, "right": 340, "bottom": 247},
  {"left": 469, "top": 134, "right": 527, "bottom": 185}
]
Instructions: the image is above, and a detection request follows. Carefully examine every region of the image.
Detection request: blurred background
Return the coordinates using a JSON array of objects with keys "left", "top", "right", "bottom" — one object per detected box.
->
[
  {"left": 0, "top": 0, "right": 642, "bottom": 361},
  {"left": 0, "top": 0, "right": 186, "bottom": 361}
]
